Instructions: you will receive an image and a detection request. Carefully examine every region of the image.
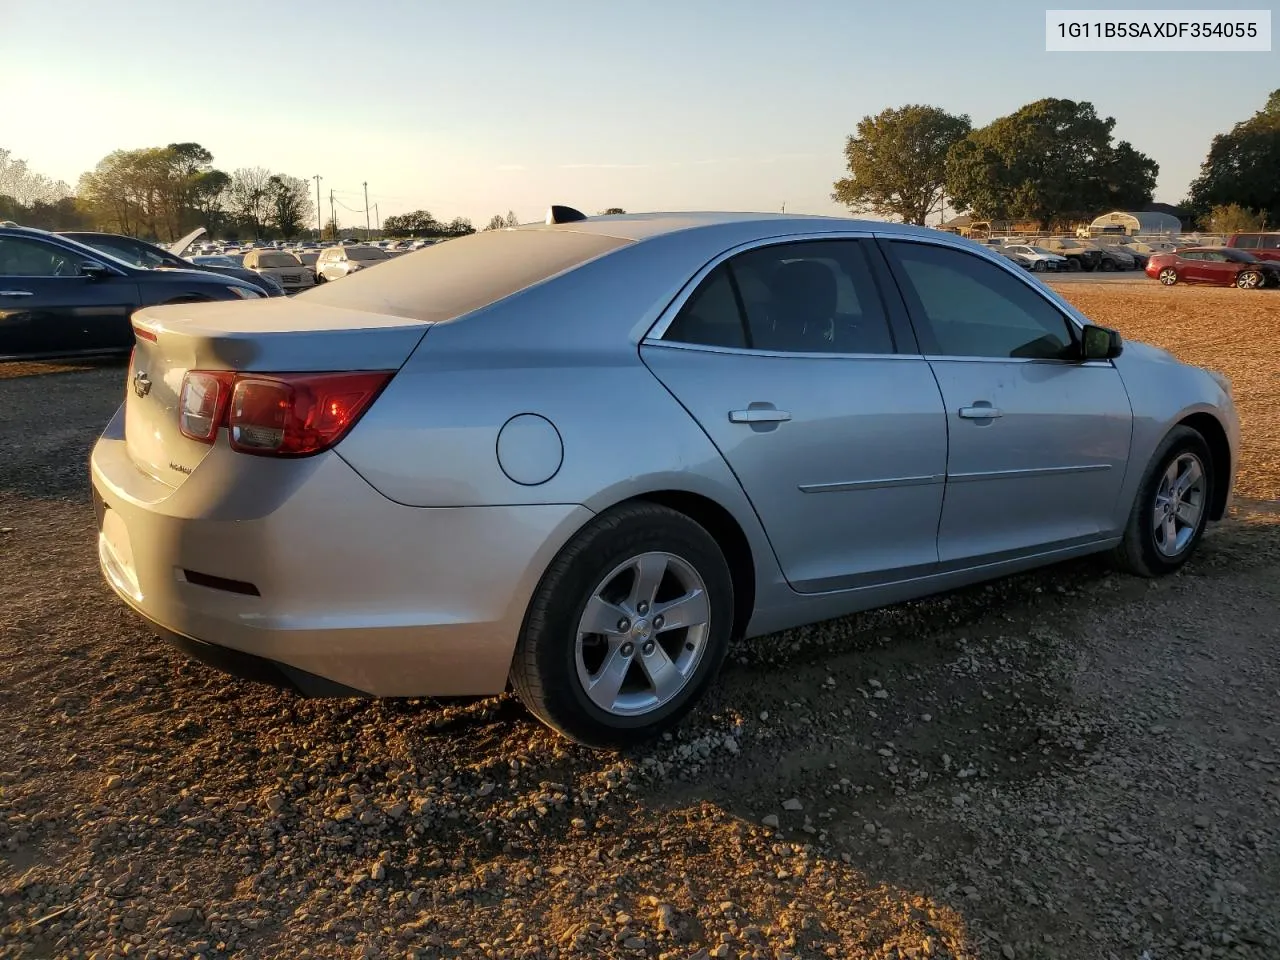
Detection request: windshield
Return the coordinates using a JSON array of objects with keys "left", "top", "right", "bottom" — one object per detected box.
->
[
  {"left": 347, "top": 247, "right": 389, "bottom": 261},
  {"left": 259, "top": 253, "right": 302, "bottom": 267},
  {"left": 1030, "top": 247, "right": 1054, "bottom": 256}
]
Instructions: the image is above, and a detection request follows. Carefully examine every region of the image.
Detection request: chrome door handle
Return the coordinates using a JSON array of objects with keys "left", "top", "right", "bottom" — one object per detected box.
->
[
  {"left": 0, "top": 290, "right": 34, "bottom": 297},
  {"left": 958, "top": 405, "right": 1003, "bottom": 419},
  {"left": 729, "top": 408, "right": 792, "bottom": 423}
]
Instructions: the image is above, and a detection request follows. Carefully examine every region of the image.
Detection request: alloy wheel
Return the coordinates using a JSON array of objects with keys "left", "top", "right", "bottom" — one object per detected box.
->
[
  {"left": 1158, "top": 267, "right": 1178, "bottom": 285},
  {"left": 1152, "top": 452, "right": 1206, "bottom": 558},
  {"left": 574, "top": 551, "right": 711, "bottom": 717},
  {"left": 1237, "top": 270, "right": 1262, "bottom": 289}
]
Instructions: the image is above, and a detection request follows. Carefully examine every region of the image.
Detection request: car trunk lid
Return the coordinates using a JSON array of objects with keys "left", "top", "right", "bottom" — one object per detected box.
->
[{"left": 125, "top": 298, "right": 429, "bottom": 488}]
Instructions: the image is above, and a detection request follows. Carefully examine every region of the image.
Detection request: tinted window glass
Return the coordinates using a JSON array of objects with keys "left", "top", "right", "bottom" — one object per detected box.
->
[
  {"left": 348, "top": 247, "right": 388, "bottom": 261},
  {"left": 78, "top": 236, "right": 164, "bottom": 268},
  {"left": 259, "top": 253, "right": 301, "bottom": 267},
  {"left": 0, "top": 237, "right": 88, "bottom": 277},
  {"left": 730, "top": 240, "right": 894, "bottom": 354},
  {"left": 1233, "top": 234, "right": 1259, "bottom": 249},
  {"left": 889, "top": 241, "right": 1075, "bottom": 360},
  {"left": 663, "top": 265, "right": 747, "bottom": 349},
  {"left": 1260, "top": 235, "right": 1280, "bottom": 250}
]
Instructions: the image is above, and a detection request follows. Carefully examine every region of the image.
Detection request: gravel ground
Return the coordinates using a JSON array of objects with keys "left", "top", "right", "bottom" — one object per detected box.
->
[{"left": 2, "top": 285, "right": 1279, "bottom": 960}]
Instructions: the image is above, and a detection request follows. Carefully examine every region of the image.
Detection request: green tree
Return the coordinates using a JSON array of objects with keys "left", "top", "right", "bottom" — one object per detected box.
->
[
  {"left": 484, "top": 213, "right": 507, "bottom": 231},
  {"left": 1199, "top": 203, "right": 1266, "bottom": 234},
  {"left": 382, "top": 209, "right": 439, "bottom": 236},
  {"left": 832, "top": 105, "right": 971, "bottom": 225},
  {"left": 444, "top": 216, "right": 475, "bottom": 237},
  {"left": 504, "top": 209, "right": 519, "bottom": 227},
  {"left": 191, "top": 169, "right": 231, "bottom": 233},
  {"left": 1187, "top": 89, "right": 1280, "bottom": 227},
  {"left": 946, "top": 98, "right": 1157, "bottom": 229},
  {"left": 77, "top": 143, "right": 225, "bottom": 239},
  {"left": 267, "top": 174, "right": 313, "bottom": 239},
  {"left": 599, "top": 207, "right": 626, "bottom": 216},
  {"left": 322, "top": 217, "right": 340, "bottom": 241}
]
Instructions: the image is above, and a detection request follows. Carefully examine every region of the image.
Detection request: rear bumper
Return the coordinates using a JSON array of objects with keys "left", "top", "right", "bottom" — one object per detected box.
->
[{"left": 90, "top": 408, "right": 592, "bottom": 696}]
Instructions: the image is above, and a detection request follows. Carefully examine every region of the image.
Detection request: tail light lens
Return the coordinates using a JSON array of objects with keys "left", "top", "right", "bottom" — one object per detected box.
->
[
  {"left": 178, "top": 370, "right": 393, "bottom": 456},
  {"left": 179, "top": 371, "right": 235, "bottom": 442}
]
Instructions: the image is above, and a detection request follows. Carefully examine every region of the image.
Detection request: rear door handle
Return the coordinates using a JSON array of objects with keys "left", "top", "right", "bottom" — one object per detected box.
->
[
  {"left": 958, "top": 405, "right": 1003, "bottom": 419},
  {"left": 729, "top": 408, "right": 792, "bottom": 423},
  {"left": 0, "top": 290, "right": 34, "bottom": 297}
]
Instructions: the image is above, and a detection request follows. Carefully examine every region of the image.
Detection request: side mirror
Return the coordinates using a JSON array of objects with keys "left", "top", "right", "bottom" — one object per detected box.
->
[
  {"left": 1080, "top": 323, "right": 1123, "bottom": 361},
  {"left": 80, "top": 260, "right": 111, "bottom": 280}
]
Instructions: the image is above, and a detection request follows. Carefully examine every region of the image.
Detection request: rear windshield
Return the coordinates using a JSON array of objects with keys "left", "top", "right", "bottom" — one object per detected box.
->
[
  {"left": 298, "top": 229, "right": 631, "bottom": 322},
  {"left": 348, "top": 247, "right": 388, "bottom": 261},
  {"left": 259, "top": 253, "right": 301, "bottom": 267}
]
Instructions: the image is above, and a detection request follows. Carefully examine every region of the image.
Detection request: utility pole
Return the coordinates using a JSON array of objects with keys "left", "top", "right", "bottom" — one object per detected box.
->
[
  {"left": 363, "top": 182, "right": 371, "bottom": 240},
  {"left": 374, "top": 204, "right": 380, "bottom": 234},
  {"left": 781, "top": 201, "right": 786, "bottom": 213},
  {"left": 329, "top": 189, "right": 337, "bottom": 239},
  {"left": 313, "top": 175, "right": 322, "bottom": 239}
]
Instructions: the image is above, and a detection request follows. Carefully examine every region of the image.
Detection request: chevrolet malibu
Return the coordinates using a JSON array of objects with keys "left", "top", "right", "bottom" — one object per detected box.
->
[{"left": 92, "top": 212, "right": 1239, "bottom": 748}]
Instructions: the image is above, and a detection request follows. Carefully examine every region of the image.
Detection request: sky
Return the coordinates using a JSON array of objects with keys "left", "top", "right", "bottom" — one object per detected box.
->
[{"left": 2, "top": 0, "right": 1276, "bottom": 227}]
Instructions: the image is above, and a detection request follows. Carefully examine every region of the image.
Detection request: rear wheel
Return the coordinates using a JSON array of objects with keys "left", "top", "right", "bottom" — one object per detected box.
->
[
  {"left": 510, "top": 502, "right": 734, "bottom": 748},
  {"left": 1158, "top": 267, "right": 1178, "bottom": 286},
  {"left": 1112, "top": 426, "right": 1213, "bottom": 578},
  {"left": 1237, "top": 270, "right": 1263, "bottom": 289}
]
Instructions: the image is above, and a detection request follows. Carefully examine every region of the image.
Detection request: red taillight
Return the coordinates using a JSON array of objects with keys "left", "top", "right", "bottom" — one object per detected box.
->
[
  {"left": 133, "top": 326, "right": 158, "bottom": 342},
  {"left": 178, "top": 370, "right": 392, "bottom": 456}
]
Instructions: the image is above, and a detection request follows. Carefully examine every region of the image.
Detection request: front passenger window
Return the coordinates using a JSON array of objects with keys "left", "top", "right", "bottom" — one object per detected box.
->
[{"left": 888, "top": 241, "right": 1076, "bottom": 361}]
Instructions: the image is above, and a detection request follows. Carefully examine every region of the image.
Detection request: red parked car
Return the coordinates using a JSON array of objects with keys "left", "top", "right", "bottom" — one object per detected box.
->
[
  {"left": 1145, "top": 247, "right": 1280, "bottom": 289},
  {"left": 1226, "top": 232, "right": 1280, "bottom": 262}
]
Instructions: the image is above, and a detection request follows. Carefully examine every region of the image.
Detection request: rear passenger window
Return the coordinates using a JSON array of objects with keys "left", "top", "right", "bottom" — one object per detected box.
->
[
  {"left": 662, "top": 240, "right": 896, "bottom": 355},
  {"left": 1234, "top": 234, "right": 1259, "bottom": 249},
  {"left": 663, "top": 266, "right": 747, "bottom": 349}
]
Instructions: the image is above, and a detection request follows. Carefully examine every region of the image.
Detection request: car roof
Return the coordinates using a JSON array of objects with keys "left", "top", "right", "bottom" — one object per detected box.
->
[{"left": 519, "top": 211, "right": 932, "bottom": 243}]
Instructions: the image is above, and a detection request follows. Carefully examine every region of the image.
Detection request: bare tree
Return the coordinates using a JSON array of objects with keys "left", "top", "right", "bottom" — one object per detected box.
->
[
  {"left": 228, "top": 166, "right": 274, "bottom": 238},
  {"left": 0, "top": 148, "right": 71, "bottom": 206}
]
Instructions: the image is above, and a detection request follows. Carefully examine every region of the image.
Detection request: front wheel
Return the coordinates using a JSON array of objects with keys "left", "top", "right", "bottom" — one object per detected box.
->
[
  {"left": 510, "top": 502, "right": 734, "bottom": 748},
  {"left": 1033, "top": 260, "right": 1046, "bottom": 272},
  {"left": 1158, "top": 267, "right": 1178, "bottom": 285},
  {"left": 1112, "top": 426, "right": 1213, "bottom": 578},
  {"left": 1237, "top": 270, "right": 1263, "bottom": 289}
]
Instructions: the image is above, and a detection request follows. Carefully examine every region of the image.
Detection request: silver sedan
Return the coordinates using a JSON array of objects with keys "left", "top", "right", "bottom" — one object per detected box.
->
[{"left": 91, "top": 211, "right": 1239, "bottom": 748}]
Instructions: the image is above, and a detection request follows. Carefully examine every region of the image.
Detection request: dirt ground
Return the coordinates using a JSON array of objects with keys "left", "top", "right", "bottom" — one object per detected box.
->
[
  {"left": 1052, "top": 282, "right": 1280, "bottom": 501},
  {"left": 1, "top": 284, "right": 1279, "bottom": 960}
]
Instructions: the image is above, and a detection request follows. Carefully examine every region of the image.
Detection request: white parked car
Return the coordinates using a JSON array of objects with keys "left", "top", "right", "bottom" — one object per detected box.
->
[
  {"left": 314, "top": 245, "right": 392, "bottom": 282},
  {"left": 1001, "top": 244, "right": 1069, "bottom": 272},
  {"left": 242, "top": 249, "right": 316, "bottom": 292}
]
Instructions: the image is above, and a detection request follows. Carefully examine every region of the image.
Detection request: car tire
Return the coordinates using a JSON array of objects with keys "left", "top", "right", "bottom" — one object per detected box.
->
[
  {"left": 1112, "top": 425, "right": 1214, "bottom": 578},
  {"left": 1236, "top": 270, "right": 1263, "bottom": 289},
  {"left": 1158, "top": 267, "right": 1178, "bottom": 285},
  {"left": 509, "top": 501, "right": 734, "bottom": 749},
  {"left": 1066, "top": 259, "right": 1082, "bottom": 272},
  {"left": 1033, "top": 260, "right": 1046, "bottom": 272}
]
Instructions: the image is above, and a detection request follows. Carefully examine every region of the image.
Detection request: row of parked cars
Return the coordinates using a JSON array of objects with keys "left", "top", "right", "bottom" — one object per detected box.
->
[
  {"left": 979, "top": 231, "right": 1280, "bottom": 289},
  {"left": 978, "top": 235, "right": 1167, "bottom": 272},
  {"left": 0, "top": 224, "right": 439, "bottom": 359},
  {"left": 185, "top": 236, "right": 436, "bottom": 291}
]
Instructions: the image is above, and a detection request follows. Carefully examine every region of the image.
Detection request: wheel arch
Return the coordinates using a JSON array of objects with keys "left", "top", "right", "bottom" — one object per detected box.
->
[
  {"left": 627, "top": 490, "right": 756, "bottom": 641},
  {"left": 1177, "top": 411, "right": 1232, "bottom": 520}
]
